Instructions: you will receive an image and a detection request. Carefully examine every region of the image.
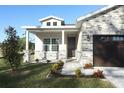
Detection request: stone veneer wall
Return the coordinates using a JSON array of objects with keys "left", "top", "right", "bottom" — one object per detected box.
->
[
  {"left": 79, "top": 6, "right": 124, "bottom": 65},
  {"left": 35, "top": 50, "right": 66, "bottom": 60}
]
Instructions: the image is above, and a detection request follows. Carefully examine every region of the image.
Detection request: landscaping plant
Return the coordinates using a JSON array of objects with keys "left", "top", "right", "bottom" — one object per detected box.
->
[
  {"left": 1, "top": 26, "right": 21, "bottom": 72},
  {"left": 35, "top": 59, "right": 39, "bottom": 63},
  {"left": 75, "top": 68, "right": 81, "bottom": 78},
  {"left": 94, "top": 69, "right": 104, "bottom": 78},
  {"left": 83, "top": 63, "right": 93, "bottom": 69},
  {"left": 58, "top": 60, "right": 64, "bottom": 66},
  {"left": 52, "top": 63, "right": 60, "bottom": 71}
]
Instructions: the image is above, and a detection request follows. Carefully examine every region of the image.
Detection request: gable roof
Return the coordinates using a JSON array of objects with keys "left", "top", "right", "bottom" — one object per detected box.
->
[
  {"left": 39, "top": 15, "right": 64, "bottom": 22},
  {"left": 76, "top": 5, "right": 122, "bottom": 27}
]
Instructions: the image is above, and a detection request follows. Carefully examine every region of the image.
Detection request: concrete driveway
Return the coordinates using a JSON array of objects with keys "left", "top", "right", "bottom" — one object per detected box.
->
[{"left": 100, "top": 67, "right": 124, "bottom": 88}]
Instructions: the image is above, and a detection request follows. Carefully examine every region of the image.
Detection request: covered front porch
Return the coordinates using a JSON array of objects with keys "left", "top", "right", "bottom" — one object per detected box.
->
[{"left": 23, "top": 26, "right": 81, "bottom": 62}]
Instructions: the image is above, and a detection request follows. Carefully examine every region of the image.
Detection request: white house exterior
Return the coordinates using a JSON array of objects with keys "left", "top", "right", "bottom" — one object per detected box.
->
[
  {"left": 23, "top": 16, "right": 80, "bottom": 61},
  {"left": 22, "top": 5, "right": 124, "bottom": 67}
]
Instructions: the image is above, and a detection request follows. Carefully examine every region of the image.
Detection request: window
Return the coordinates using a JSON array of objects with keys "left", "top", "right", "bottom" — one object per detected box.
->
[
  {"left": 52, "top": 45, "right": 59, "bottom": 51},
  {"left": 52, "top": 38, "right": 59, "bottom": 44},
  {"left": 43, "top": 38, "right": 59, "bottom": 51},
  {"left": 112, "top": 36, "right": 124, "bottom": 41},
  {"left": 44, "top": 45, "right": 50, "bottom": 51},
  {"left": 44, "top": 38, "right": 50, "bottom": 51},
  {"left": 61, "top": 21, "right": 65, "bottom": 25},
  {"left": 93, "top": 35, "right": 124, "bottom": 42},
  {"left": 52, "top": 38, "right": 59, "bottom": 51},
  {"left": 44, "top": 38, "right": 50, "bottom": 44},
  {"left": 119, "top": 37, "right": 122, "bottom": 41},
  {"left": 53, "top": 22, "right": 57, "bottom": 26},
  {"left": 47, "top": 22, "right": 50, "bottom": 26}
]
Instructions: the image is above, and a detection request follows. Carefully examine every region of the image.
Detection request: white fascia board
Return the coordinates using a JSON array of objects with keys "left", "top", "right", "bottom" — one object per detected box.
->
[
  {"left": 27, "top": 29, "right": 79, "bottom": 33},
  {"left": 22, "top": 25, "right": 76, "bottom": 29},
  {"left": 22, "top": 26, "right": 79, "bottom": 33},
  {"left": 21, "top": 26, "right": 39, "bottom": 29},
  {"left": 39, "top": 15, "right": 64, "bottom": 22}
]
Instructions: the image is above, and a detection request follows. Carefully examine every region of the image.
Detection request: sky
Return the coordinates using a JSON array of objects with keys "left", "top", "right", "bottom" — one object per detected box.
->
[{"left": 0, "top": 5, "right": 106, "bottom": 43}]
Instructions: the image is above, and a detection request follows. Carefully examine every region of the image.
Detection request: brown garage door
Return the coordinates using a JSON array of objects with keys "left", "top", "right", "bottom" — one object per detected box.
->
[{"left": 93, "top": 35, "right": 124, "bottom": 67}]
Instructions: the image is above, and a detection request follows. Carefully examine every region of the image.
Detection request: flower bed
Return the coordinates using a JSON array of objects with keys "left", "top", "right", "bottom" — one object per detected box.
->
[
  {"left": 74, "top": 63, "right": 104, "bottom": 78},
  {"left": 47, "top": 62, "right": 104, "bottom": 79}
]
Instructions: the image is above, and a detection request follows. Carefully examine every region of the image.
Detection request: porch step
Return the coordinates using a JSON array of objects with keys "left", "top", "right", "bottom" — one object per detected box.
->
[{"left": 66, "top": 57, "right": 77, "bottom": 63}]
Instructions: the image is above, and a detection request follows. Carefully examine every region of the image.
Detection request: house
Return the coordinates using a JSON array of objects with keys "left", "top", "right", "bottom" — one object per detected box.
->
[{"left": 22, "top": 5, "right": 124, "bottom": 67}]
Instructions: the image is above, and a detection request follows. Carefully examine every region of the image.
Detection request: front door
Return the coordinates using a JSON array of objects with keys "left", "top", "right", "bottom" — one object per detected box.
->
[{"left": 67, "top": 37, "right": 76, "bottom": 58}]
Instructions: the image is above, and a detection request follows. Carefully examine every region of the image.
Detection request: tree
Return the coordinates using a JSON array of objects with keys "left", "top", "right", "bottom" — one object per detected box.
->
[
  {"left": 18, "top": 37, "right": 26, "bottom": 52},
  {"left": 18, "top": 37, "right": 35, "bottom": 52},
  {"left": 1, "top": 26, "right": 21, "bottom": 72}
]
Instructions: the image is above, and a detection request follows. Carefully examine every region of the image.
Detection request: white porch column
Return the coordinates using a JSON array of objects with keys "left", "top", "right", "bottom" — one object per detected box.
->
[
  {"left": 59, "top": 30, "right": 66, "bottom": 61},
  {"left": 25, "top": 30, "right": 29, "bottom": 62},
  {"left": 62, "top": 30, "right": 65, "bottom": 45}
]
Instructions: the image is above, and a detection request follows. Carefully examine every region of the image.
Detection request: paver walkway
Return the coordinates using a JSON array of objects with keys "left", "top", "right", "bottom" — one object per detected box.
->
[
  {"left": 61, "top": 61, "right": 81, "bottom": 75},
  {"left": 61, "top": 61, "right": 94, "bottom": 76}
]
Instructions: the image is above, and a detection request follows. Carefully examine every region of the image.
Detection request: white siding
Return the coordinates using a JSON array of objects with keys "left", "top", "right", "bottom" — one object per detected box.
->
[{"left": 42, "top": 19, "right": 62, "bottom": 27}]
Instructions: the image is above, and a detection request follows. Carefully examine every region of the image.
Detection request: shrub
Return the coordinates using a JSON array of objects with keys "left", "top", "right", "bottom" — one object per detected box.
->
[
  {"left": 52, "top": 63, "right": 60, "bottom": 71},
  {"left": 58, "top": 60, "right": 64, "bottom": 66},
  {"left": 51, "top": 63, "right": 62, "bottom": 75},
  {"left": 50, "top": 61, "right": 64, "bottom": 76},
  {"left": 35, "top": 59, "right": 39, "bottom": 63},
  {"left": 75, "top": 68, "right": 81, "bottom": 78},
  {"left": 49, "top": 69, "right": 56, "bottom": 75},
  {"left": 47, "top": 60, "right": 51, "bottom": 63},
  {"left": 83, "top": 63, "right": 93, "bottom": 69},
  {"left": 93, "top": 69, "right": 104, "bottom": 78}
]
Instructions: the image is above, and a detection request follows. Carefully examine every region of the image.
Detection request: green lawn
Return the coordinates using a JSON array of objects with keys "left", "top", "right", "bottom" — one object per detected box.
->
[{"left": 0, "top": 59, "right": 115, "bottom": 88}]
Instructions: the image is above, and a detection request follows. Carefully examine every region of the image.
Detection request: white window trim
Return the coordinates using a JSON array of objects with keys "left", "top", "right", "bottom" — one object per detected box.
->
[{"left": 43, "top": 37, "right": 59, "bottom": 52}]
